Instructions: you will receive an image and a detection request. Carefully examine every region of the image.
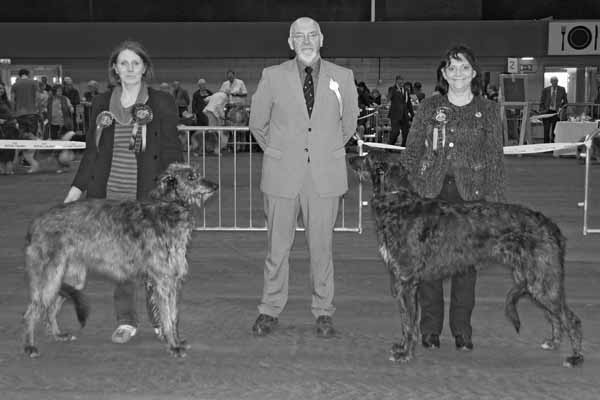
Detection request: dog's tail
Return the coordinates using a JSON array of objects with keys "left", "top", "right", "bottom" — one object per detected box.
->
[
  {"left": 504, "top": 284, "right": 529, "bottom": 333},
  {"left": 59, "top": 284, "right": 90, "bottom": 328}
]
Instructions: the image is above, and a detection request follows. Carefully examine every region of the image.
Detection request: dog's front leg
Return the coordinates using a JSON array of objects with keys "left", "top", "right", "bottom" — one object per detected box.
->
[
  {"left": 389, "top": 279, "right": 418, "bottom": 363},
  {"left": 155, "top": 279, "right": 187, "bottom": 358}
]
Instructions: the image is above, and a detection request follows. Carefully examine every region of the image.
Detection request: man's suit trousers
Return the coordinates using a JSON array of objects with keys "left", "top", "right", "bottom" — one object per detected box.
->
[{"left": 259, "top": 170, "right": 339, "bottom": 319}]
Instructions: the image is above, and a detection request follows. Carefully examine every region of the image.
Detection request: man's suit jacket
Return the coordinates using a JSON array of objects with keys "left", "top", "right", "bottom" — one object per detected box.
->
[
  {"left": 72, "top": 87, "right": 183, "bottom": 200},
  {"left": 387, "top": 85, "right": 414, "bottom": 121},
  {"left": 540, "top": 85, "right": 568, "bottom": 112},
  {"left": 249, "top": 59, "right": 359, "bottom": 198}
]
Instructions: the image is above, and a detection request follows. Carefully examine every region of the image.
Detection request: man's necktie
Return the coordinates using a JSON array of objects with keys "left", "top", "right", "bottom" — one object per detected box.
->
[
  {"left": 304, "top": 66, "right": 314, "bottom": 117},
  {"left": 551, "top": 87, "right": 557, "bottom": 110}
]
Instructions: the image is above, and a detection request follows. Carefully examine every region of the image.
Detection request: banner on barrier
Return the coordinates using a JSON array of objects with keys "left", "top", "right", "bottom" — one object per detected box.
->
[{"left": 0, "top": 140, "right": 86, "bottom": 150}]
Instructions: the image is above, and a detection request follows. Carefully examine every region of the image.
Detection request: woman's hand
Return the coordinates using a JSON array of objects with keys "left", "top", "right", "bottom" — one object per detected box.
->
[{"left": 64, "top": 186, "right": 83, "bottom": 203}]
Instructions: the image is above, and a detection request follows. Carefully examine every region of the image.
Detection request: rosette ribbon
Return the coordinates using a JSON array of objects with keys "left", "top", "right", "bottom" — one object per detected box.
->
[
  {"left": 95, "top": 111, "right": 114, "bottom": 149},
  {"left": 329, "top": 78, "right": 343, "bottom": 118},
  {"left": 129, "top": 104, "right": 153, "bottom": 153}
]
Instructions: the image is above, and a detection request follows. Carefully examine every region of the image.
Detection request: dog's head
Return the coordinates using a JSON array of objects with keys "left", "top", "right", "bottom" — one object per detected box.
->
[
  {"left": 349, "top": 150, "right": 409, "bottom": 194},
  {"left": 150, "top": 163, "right": 218, "bottom": 206}
]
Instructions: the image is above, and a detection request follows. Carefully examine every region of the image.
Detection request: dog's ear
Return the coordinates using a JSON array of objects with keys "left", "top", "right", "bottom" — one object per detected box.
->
[{"left": 151, "top": 173, "right": 179, "bottom": 199}]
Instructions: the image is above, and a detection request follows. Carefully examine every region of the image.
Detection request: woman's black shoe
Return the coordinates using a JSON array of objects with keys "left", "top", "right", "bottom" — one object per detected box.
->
[
  {"left": 421, "top": 333, "right": 440, "bottom": 349},
  {"left": 455, "top": 334, "right": 474, "bottom": 351}
]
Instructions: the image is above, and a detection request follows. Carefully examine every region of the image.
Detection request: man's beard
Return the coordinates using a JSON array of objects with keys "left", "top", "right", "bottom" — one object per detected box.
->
[{"left": 298, "top": 49, "right": 319, "bottom": 65}]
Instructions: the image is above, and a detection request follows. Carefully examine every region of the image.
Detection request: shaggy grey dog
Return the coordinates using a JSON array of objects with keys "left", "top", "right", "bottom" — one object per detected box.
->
[
  {"left": 23, "top": 163, "right": 218, "bottom": 358},
  {"left": 349, "top": 150, "right": 583, "bottom": 367}
]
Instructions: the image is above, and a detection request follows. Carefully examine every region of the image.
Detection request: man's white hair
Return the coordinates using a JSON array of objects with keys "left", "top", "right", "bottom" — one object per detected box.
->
[{"left": 289, "top": 17, "right": 322, "bottom": 37}]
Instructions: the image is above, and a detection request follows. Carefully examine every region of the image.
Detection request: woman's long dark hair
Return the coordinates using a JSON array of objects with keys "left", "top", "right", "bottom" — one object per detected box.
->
[{"left": 436, "top": 44, "right": 483, "bottom": 96}]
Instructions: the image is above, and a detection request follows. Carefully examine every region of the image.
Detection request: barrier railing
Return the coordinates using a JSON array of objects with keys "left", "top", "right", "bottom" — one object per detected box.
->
[
  {"left": 177, "top": 125, "right": 361, "bottom": 233},
  {"left": 357, "top": 137, "right": 600, "bottom": 236},
  {"left": 578, "top": 129, "right": 600, "bottom": 235}
]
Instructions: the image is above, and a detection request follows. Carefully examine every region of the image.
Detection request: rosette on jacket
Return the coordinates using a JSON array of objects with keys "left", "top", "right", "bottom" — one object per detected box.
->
[
  {"left": 129, "top": 103, "right": 153, "bottom": 153},
  {"left": 94, "top": 111, "right": 114, "bottom": 149}
]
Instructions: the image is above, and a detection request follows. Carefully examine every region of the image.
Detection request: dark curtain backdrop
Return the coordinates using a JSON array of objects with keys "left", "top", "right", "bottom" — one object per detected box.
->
[{"left": 1, "top": 0, "right": 599, "bottom": 22}]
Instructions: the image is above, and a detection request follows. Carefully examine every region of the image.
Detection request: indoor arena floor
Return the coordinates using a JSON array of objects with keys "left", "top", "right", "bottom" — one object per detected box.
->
[{"left": 0, "top": 152, "right": 599, "bottom": 400}]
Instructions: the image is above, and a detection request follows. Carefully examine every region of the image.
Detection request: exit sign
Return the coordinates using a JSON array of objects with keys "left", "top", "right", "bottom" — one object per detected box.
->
[{"left": 0, "top": 58, "right": 11, "bottom": 64}]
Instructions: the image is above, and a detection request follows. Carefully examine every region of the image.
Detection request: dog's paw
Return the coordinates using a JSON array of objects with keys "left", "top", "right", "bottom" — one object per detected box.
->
[
  {"left": 54, "top": 332, "right": 77, "bottom": 342},
  {"left": 388, "top": 343, "right": 413, "bottom": 363},
  {"left": 24, "top": 345, "right": 40, "bottom": 358},
  {"left": 169, "top": 345, "right": 188, "bottom": 358},
  {"left": 563, "top": 353, "right": 584, "bottom": 367}
]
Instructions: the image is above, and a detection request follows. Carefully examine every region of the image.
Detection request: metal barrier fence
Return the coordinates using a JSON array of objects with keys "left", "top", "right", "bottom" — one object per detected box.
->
[
  {"left": 578, "top": 128, "right": 600, "bottom": 235},
  {"left": 177, "top": 125, "right": 362, "bottom": 233}
]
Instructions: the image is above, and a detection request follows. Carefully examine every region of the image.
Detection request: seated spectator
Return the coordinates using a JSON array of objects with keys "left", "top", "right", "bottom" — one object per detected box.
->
[
  {"left": 357, "top": 81, "right": 372, "bottom": 110},
  {"left": 371, "top": 89, "right": 382, "bottom": 105},
  {"left": 192, "top": 78, "right": 213, "bottom": 126}
]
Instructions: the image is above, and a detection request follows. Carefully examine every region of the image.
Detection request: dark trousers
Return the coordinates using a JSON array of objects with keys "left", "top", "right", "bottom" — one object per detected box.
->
[
  {"left": 389, "top": 119, "right": 410, "bottom": 146},
  {"left": 114, "top": 280, "right": 159, "bottom": 328},
  {"left": 114, "top": 281, "right": 138, "bottom": 327},
  {"left": 419, "top": 175, "right": 477, "bottom": 338},
  {"left": 47, "top": 124, "right": 67, "bottom": 140},
  {"left": 542, "top": 112, "right": 559, "bottom": 143}
]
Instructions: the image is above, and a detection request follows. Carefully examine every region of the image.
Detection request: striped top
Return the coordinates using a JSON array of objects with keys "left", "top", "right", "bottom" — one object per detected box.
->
[{"left": 106, "top": 123, "right": 137, "bottom": 200}]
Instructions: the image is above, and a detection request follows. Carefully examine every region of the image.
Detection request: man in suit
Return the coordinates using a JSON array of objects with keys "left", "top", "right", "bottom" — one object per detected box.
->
[
  {"left": 540, "top": 76, "right": 568, "bottom": 143},
  {"left": 387, "top": 75, "right": 414, "bottom": 146},
  {"left": 249, "top": 16, "right": 359, "bottom": 338}
]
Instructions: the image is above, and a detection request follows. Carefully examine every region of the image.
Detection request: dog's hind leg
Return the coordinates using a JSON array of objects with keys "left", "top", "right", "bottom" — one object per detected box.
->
[
  {"left": 389, "top": 279, "right": 419, "bottom": 363},
  {"left": 45, "top": 291, "right": 79, "bottom": 342},
  {"left": 531, "top": 285, "right": 583, "bottom": 367},
  {"left": 540, "top": 310, "right": 562, "bottom": 351}
]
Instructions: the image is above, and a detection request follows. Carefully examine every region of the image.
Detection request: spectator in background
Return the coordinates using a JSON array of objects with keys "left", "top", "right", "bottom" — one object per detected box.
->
[
  {"left": 202, "top": 91, "right": 229, "bottom": 154},
  {"left": 83, "top": 80, "right": 100, "bottom": 133},
  {"left": 387, "top": 74, "right": 414, "bottom": 146},
  {"left": 539, "top": 76, "right": 568, "bottom": 143},
  {"left": 413, "top": 81, "right": 426, "bottom": 102},
  {"left": 220, "top": 70, "right": 247, "bottom": 105},
  {"left": 38, "top": 81, "right": 49, "bottom": 116},
  {"left": 371, "top": 88, "right": 382, "bottom": 105},
  {"left": 485, "top": 84, "right": 499, "bottom": 102},
  {"left": 357, "top": 81, "right": 372, "bottom": 110},
  {"left": 10, "top": 68, "right": 40, "bottom": 172},
  {"left": 63, "top": 76, "right": 81, "bottom": 132},
  {"left": 45, "top": 84, "right": 74, "bottom": 140},
  {"left": 159, "top": 82, "right": 171, "bottom": 93},
  {"left": 40, "top": 76, "right": 52, "bottom": 92},
  {"left": 0, "top": 82, "right": 18, "bottom": 174},
  {"left": 192, "top": 78, "right": 213, "bottom": 126},
  {"left": 172, "top": 80, "right": 190, "bottom": 117}
]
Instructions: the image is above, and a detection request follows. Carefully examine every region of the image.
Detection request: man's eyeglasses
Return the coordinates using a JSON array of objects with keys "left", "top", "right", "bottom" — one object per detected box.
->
[{"left": 291, "top": 32, "right": 320, "bottom": 42}]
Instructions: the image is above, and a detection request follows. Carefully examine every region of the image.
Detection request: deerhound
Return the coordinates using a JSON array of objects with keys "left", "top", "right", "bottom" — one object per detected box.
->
[
  {"left": 23, "top": 163, "right": 218, "bottom": 358},
  {"left": 349, "top": 150, "right": 583, "bottom": 367}
]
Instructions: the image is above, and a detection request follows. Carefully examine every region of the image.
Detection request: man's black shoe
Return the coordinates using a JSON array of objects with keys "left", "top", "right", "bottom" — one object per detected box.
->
[
  {"left": 315, "top": 316, "right": 335, "bottom": 338},
  {"left": 455, "top": 334, "right": 474, "bottom": 351},
  {"left": 421, "top": 333, "right": 441, "bottom": 349},
  {"left": 252, "top": 314, "right": 278, "bottom": 336}
]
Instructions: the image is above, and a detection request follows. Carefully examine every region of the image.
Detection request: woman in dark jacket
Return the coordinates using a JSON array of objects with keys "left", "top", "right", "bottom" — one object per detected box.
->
[
  {"left": 401, "top": 44, "right": 506, "bottom": 352},
  {"left": 64, "top": 40, "right": 183, "bottom": 344}
]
